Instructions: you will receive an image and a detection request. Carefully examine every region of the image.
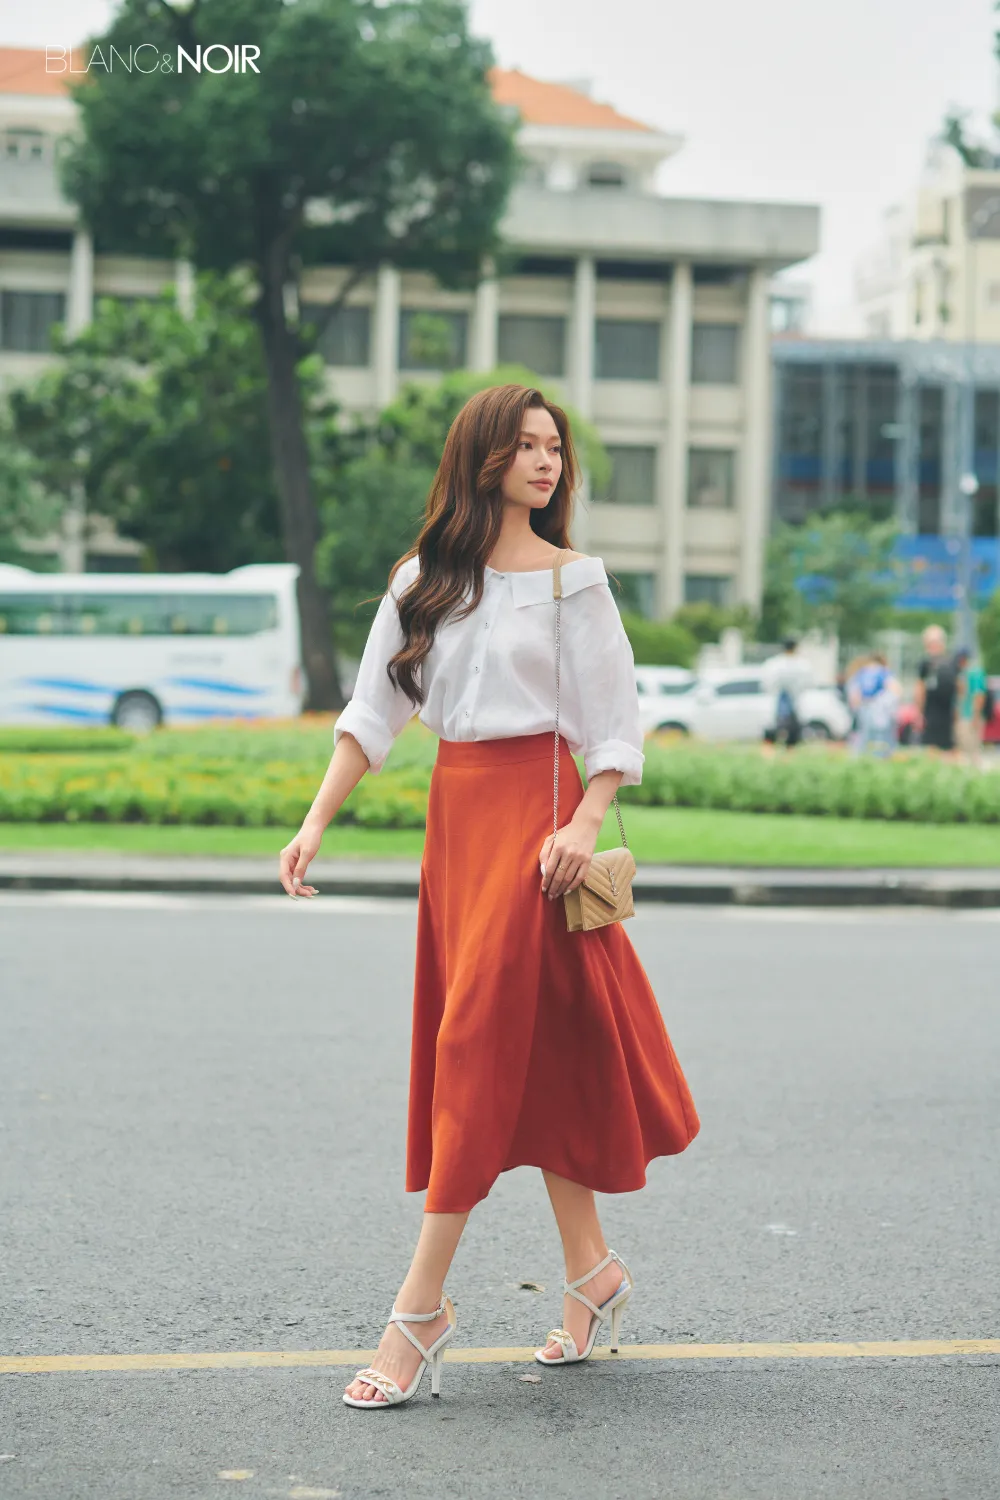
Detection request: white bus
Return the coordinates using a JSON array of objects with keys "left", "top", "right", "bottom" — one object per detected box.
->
[{"left": 0, "top": 563, "right": 305, "bottom": 731}]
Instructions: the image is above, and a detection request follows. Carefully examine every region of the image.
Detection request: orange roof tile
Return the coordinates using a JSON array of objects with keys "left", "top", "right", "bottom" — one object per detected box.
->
[
  {"left": 0, "top": 46, "right": 72, "bottom": 97},
  {"left": 488, "top": 67, "right": 655, "bottom": 134}
]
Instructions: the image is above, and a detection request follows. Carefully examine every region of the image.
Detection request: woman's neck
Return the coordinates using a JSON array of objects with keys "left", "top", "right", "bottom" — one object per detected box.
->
[{"left": 487, "top": 512, "right": 562, "bottom": 573}]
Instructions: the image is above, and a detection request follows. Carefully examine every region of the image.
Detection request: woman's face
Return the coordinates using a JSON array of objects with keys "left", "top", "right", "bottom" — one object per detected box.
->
[{"left": 500, "top": 405, "right": 563, "bottom": 512}]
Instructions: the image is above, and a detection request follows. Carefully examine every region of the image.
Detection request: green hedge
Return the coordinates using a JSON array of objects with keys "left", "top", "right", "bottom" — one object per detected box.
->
[
  {"left": 624, "top": 742, "right": 999, "bottom": 824},
  {"left": 0, "top": 727, "right": 136, "bottom": 754},
  {"left": 0, "top": 721, "right": 996, "bottom": 827}
]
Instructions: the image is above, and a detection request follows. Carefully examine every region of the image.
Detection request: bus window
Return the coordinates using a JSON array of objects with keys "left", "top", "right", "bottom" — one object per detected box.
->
[
  {"left": 60, "top": 594, "right": 280, "bottom": 635},
  {"left": 0, "top": 594, "right": 69, "bottom": 634},
  {"left": 0, "top": 591, "right": 279, "bottom": 636}
]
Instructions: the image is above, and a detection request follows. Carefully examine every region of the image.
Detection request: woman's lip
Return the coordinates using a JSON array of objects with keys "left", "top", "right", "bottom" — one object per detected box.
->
[{"left": 530, "top": 480, "right": 553, "bottom": 489}]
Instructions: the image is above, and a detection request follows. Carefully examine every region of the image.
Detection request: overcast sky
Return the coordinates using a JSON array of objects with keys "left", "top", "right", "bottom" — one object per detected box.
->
[{"left": 7, "top": 0, "right": 999, "bottom": 331}]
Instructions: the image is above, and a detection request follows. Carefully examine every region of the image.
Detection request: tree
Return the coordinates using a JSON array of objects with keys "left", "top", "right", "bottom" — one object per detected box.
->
[
  {"left": 6, "top": 272, "right": 295, "bottom": 573},
  {"left": 760, "top": 512, "right": 903, "bottom": 645},
  {"left": 979, "top": 589, "right": 1000, "bottom": 673},
  {"left": 0, "top": 401, "right": 64, "bottom": 566},
  {"left": 61, "top": 0, "right": 519, "bottom": 707}
]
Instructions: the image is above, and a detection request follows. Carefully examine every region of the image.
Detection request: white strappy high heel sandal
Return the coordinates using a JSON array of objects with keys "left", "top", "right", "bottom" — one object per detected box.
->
[
  {"left": 343, "top": 1295, "right": 457, "bottom": 1408},
  {"left": 534, "top": 1249, "right": 634, "bottom": 1366}
]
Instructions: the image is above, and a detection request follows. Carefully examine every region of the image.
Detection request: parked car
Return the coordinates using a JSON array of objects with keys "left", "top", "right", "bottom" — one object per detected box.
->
[
  {"left": 639, "top": 666, "right": 852, "bottom": 743},
  {"left": 635, "top": 666, "right": 696, "bottom": 700}
]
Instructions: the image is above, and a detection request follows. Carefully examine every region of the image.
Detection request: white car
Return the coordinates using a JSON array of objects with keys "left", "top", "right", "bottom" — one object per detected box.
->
[{"left": 638, "top": 666, "right": 852, "bottom": 743}]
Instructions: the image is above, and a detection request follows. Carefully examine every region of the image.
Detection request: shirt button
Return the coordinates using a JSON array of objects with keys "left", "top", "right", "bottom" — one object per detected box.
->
[
  {"left": 465, "top": 709, "right": 470, "bottom": 717},
  {"left": 473, "top": 665, "right": 480, "bottom": 672}
]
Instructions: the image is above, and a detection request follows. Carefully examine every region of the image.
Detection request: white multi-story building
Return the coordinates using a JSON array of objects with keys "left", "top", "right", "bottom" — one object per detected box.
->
[
  {"left": 855, "top": 136, "right": 1000, "bottom": 344},
  {"left": 0, "top": 47, "right": 819, "bottom": 616}
]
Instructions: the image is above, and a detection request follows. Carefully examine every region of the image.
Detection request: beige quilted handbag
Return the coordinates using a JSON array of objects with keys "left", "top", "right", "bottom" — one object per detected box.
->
[{"left": 551, "top": 551, "right": 636, "bottom": 932}]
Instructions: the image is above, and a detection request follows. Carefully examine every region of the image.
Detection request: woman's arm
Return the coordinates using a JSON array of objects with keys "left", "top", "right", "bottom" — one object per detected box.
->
[
  {"left": 278, "top": 731, "right": 371, "bottom": 897},
  {"left": 278, "top": 561, "right": 419, "bottom": 897}
]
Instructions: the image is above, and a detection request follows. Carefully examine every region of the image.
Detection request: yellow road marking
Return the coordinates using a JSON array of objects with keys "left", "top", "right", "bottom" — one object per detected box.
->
[{"left": 1, "top": 1339, "right": 997, "bottom": 1374}]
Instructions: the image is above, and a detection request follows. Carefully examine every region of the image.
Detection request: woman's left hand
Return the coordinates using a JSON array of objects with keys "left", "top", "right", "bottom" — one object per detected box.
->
[{"left": 539, "top": 815, "right": 599, "bottom": 900}]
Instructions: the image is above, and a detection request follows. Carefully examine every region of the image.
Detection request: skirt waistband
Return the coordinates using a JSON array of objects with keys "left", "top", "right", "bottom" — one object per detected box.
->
[{"left": 435, "top": 731, "right": 572, "bottom": 768}]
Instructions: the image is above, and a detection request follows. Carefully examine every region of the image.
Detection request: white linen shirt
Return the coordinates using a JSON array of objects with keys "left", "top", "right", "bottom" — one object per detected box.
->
[{"left": 333, "top": 553, "right": 645, "bottom": 786}]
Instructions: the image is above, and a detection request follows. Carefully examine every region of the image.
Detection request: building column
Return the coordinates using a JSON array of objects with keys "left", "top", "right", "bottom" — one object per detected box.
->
[
  {"left": 738, "top": 265, "right": 771, "bottom": 608},
  {"left": 569, "top": 256, "right": 596, "bottom": 551},
  {"left": 174, "top": 258, "right": 196, "bottom": 320},
  {"left": 471, "top": 263, "right": 498, "bottom": 372},
  {"left": 374, "top": 263, "right": 400, "bottom": 411},
  {"left": 663, "top": 260, "right": 692, "bottom": 615},
  {"left": 895, "top": 364, "right": 919, "bottom": 534},
  {"left": 569, "top": 255, "right": 595, "bottom": 419},
  {"left": 66, "top": 227, "right": 93, "bottom": 336}
]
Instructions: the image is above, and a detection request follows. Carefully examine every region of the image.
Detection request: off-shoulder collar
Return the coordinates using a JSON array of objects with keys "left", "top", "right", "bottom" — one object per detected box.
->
[{"left": 503, "top": 555, "right": 607, "bottom": 608}]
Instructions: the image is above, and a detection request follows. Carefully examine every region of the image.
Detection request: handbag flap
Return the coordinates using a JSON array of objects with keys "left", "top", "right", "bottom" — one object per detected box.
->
[{"left": 581, "top": 847, "right": 636, "bottom": 908}]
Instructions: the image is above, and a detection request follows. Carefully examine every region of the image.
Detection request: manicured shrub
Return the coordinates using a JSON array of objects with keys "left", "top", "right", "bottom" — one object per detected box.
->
[{"left": 1, "top": 720, "right": 996, "bottom": 828}]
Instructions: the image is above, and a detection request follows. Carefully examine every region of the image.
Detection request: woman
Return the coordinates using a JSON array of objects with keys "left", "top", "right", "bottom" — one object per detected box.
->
[{"left": 279, "top": 384, "right": 700, "bottom": 1408}]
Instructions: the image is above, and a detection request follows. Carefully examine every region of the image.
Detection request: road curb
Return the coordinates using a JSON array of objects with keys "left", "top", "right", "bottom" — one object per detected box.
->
[{"left": 3, "top": 863, "right": 1000, "bottom": 907}]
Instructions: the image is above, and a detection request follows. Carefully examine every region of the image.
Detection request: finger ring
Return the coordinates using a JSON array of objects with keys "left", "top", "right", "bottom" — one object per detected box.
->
[{"left": 293, "top": 877, "right": 301, "bottom": 887}]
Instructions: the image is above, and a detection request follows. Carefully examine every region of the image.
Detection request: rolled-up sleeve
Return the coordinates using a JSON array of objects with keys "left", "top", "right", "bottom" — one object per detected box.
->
[
  {"left": 565, "top": 581, "right": 645, "bottom": 787},
  {"left": 333, "top": 568, "right": 419, "bottom": 773}
]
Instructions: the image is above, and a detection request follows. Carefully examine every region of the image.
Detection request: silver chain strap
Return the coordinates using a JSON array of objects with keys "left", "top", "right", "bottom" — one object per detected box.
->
[{"left": 553, "top": 557, "right": 628, "bottom": 848}]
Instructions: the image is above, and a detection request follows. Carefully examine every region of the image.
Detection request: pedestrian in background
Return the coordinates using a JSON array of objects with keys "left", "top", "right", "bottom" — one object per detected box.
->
[
  {"left": 954, "top": 647, "right": 988, "bottom": 768},
  {"left": 762, "top": 637, "right": 813, "bottom": 747},
  {"left": 914, "top": 625, "right": 959, "bottom": 755},
  {"left": 279, "top": 384, "right": 700, "bottom": 1409},
  {"left": 847, "top": 651, "right": 900, "bottom": 758}
]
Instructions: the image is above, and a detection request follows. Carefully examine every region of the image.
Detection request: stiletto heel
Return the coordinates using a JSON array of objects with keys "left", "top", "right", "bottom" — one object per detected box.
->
[
  {"left": 609, "top": 1294, "right": 630, "bottom": 1353},
  {"left": 343, "top": 1295, "right": 457, "bottom": 1408},
  {"left": 534, "top": 1249, "right": 634, "bottom": 1366}
]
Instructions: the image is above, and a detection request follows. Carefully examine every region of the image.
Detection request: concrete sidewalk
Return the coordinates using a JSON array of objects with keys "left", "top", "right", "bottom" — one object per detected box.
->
[{"left": 3, "top": 850, "right": 1000, "bottom": 906}]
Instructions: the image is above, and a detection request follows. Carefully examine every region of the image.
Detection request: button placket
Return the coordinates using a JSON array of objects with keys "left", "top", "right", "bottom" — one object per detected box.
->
[{"left": 462, "top": 581, "right": 500, "bottom": 729}]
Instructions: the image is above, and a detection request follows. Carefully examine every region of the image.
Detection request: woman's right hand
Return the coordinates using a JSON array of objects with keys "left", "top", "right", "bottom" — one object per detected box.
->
[{"left": 279, "top": 822, "right": 323, "bottom": 898}]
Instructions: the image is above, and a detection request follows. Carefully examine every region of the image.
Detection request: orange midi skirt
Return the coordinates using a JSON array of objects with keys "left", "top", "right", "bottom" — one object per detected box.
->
[{"left": 405, "top": 731, "right": 700, "bottom": 1214}]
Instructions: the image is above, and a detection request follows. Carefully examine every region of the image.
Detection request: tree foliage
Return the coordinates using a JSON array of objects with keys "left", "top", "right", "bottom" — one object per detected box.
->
[
  {"left": 59, "top": 0, "right": 520, "bottom": 706},
  {"left": 979, "top": 590, "right": 1000, "bottom": 673},
  {"left": 4, "top": 273, "right": 303, "bottom": 573},
  {"left": 0, "top": 401, "right": 64, "bottom": 566},
  {"left": 760, "top": 512, "right": 903, "bottom": 645}
]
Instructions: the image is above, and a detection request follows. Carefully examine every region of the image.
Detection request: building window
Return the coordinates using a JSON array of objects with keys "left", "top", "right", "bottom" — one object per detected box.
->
[
  {"left": 684, "top": 574, "right": 733, "bottom": 606},
  {"left": 518, "top": 159, "right": 547, "bottom": 188},
  {"left": 611, "top": 571, "right": 657, "bottom": 618},
  {"left": 691, "top": 323, "right": 740, "bottom": 384},
  {"left": 596, "top": 445, "right": 657, "bottom": 506},
  {"left": 594, "top": 319, "right": 661, "bottom": 381},
  {"left": 586, "top": 161, "right": 628, "bottom": 188},
  {"left": 3, "top": 128, "right": 46, "bottom": 162},
  {"left": 301, "top": 303, "right": 371, "bottom": 367},
  {"left": 687, "top": 448, "right": 735, "bottom": 509},
  {"left": 0, "top": 290, "right": 66, "bottom": 352},
  {"left": 399, "top": 309, "right": 468, "bottom": 371},
  {"left": 497, "top": 314, "right": 566, "bottom": 376}
]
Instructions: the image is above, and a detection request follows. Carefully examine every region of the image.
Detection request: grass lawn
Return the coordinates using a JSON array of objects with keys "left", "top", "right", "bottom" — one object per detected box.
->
[{"left": 3, "top": 806, "right": 1000, "bottom": 867}]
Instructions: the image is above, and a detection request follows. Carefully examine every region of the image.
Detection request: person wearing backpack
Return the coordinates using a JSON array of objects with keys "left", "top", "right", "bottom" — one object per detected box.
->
[
  {"left": 847, "top": 651, "right": 900, "bottom": 758},
  {"left": 914, "top": 625, "right": 959, "bottom": 754},
  {"left": 762, "top": 637, "right": 812, "bottom": 748},
  {"left": 955, "top": 646, "right": 989, "bottom": 768}
]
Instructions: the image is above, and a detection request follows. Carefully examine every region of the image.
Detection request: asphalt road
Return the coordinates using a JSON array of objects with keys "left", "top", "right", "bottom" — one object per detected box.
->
[{"left": 1, "top": 894, "right": 997, "bottom": 1500}]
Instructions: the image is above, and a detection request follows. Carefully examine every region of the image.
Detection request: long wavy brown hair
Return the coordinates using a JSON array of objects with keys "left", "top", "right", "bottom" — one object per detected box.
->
[{"left": 384, "top": 384, "right": 579, "bottom": 707}]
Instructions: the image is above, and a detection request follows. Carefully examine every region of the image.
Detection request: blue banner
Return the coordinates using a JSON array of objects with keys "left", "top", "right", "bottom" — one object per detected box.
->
[{"left": 894, "top": 536, "right": 1000, "bottom": 611}]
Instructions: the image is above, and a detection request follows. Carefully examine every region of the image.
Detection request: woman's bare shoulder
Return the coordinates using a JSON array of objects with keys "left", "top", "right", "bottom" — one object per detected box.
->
[{"left": 560, "top": 549, "right": 590, "bottom": 564}]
